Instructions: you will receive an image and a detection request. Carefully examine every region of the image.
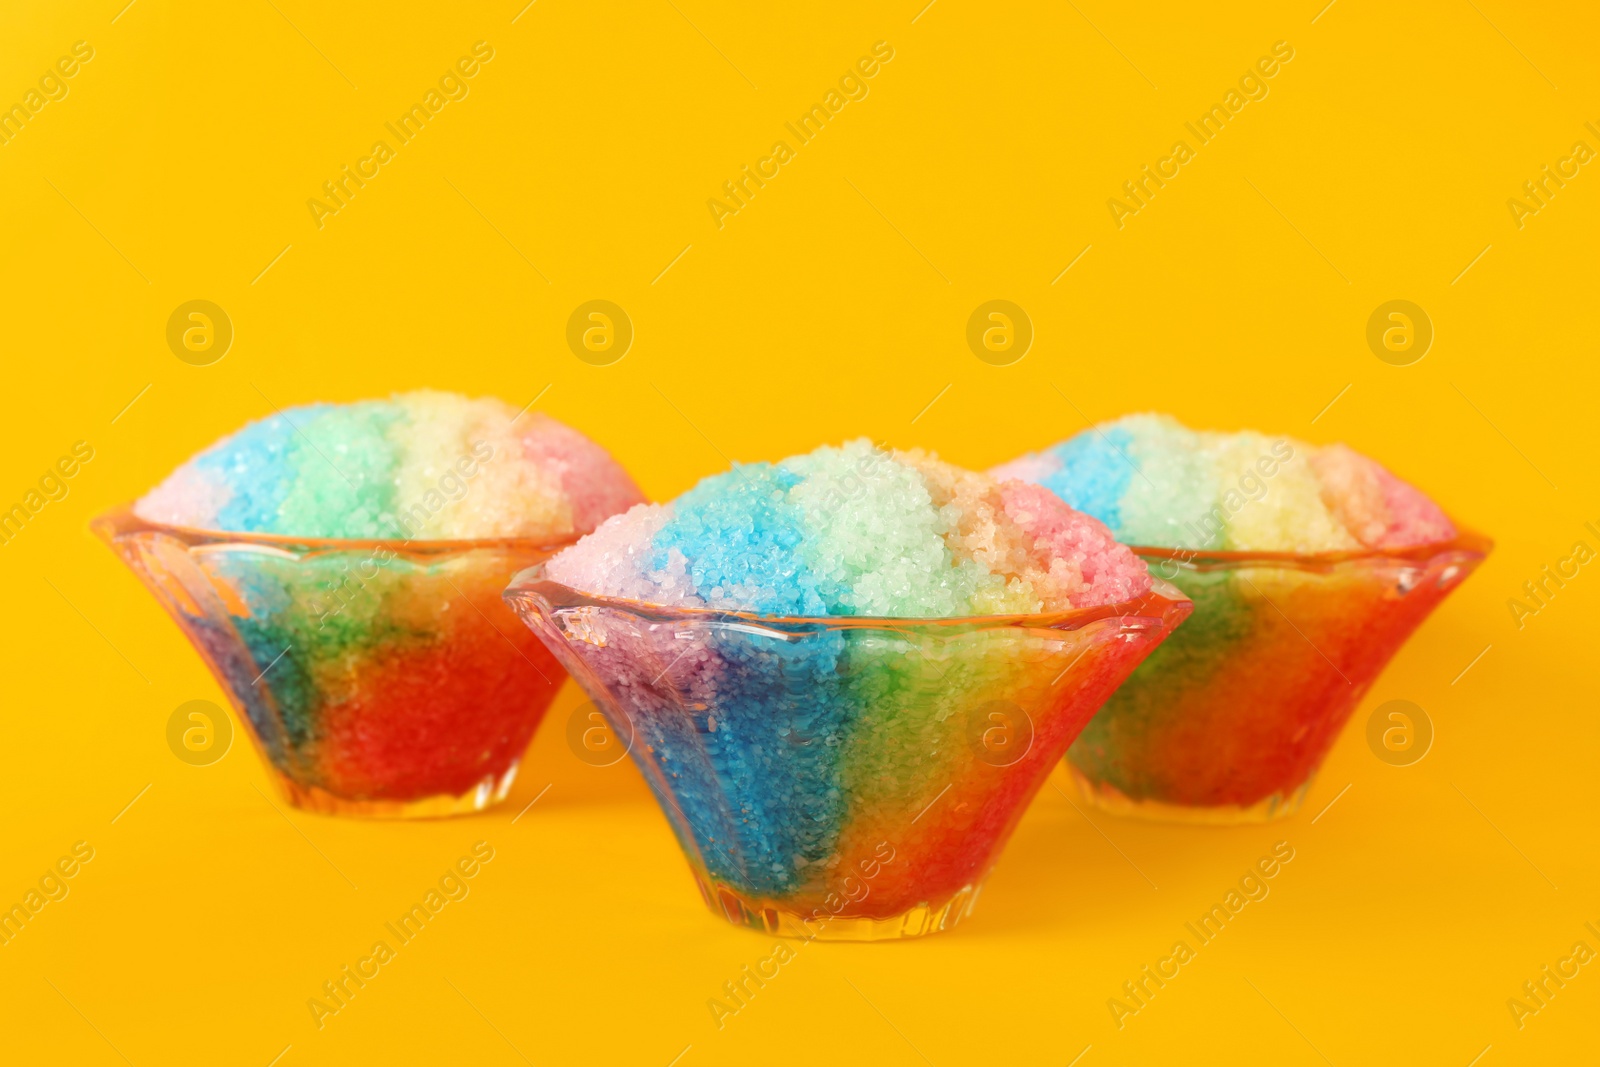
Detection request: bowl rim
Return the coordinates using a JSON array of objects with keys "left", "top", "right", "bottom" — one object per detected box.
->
[
  {"left": 1128, "top": 523, "right": 1492, "bottom": 568},
  {"left": 503, "top": 562, "right": 1193, "bottom": 633},
  {"left": 91, "top": 504, "right": 581, "bottom": 558}
]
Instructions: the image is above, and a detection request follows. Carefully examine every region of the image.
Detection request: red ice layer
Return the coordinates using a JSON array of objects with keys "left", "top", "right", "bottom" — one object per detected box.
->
[{"left": 314, "top": 634, "right": 559, "bottom": 801}]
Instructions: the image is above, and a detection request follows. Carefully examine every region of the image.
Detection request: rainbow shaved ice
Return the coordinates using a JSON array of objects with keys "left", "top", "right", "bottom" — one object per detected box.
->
[
  {"left": 511, "top": 442, "right": 1188, "bottom": 937},
  {"left": 135, "top": 390, "right": 642, "bottom": 540},
  {"left": 990, "top": 414, "right": 1455, "bottom": 553},
  {"left": 547, "top": 439, "right": 1151, "bottom": 614},
  {"left": 995, "top": 414, "right": 1482, "bottom": 821},
  {"left": 105, "top": 392, "right": 643, "bottom": 815}
]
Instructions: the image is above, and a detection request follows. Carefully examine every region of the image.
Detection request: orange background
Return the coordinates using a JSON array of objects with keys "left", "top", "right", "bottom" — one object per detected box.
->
[{"left": 1, "top": 0, "right": 1596, "bottom": 1063}]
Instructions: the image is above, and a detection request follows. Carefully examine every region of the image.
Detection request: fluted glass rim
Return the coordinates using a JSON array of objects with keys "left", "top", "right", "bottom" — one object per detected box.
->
[
  {"left": 504, "top": 562, "right": 1193, "bottom": 635},
  {"left": 1130, "top": 522, "right": 1491, "bottom": 570},
  {"left": 91, "top": 504, "right": 580, "bottom": 560}
]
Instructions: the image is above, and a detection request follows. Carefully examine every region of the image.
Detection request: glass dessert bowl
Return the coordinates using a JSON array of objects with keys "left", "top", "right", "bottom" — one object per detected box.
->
[
  {"left": 1066, "top": 528, "right": 1491, "bottom": 823},
  {"left": 95, "top": 507, "right": 568, "bottom": 817},
  {"left": 506, "top": 566, "right": 1191, "bottom": 940}
]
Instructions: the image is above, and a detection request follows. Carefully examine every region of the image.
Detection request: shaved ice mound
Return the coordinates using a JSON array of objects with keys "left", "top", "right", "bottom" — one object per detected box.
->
[
  {"left": 994, "top": 415, "right": 1484, "bottom": 823},
  {"left": 135, "top": 390, "right": 643, "bottom": 541},
  {"left": 546, "top": 439, "right": 1151, "bottom": 617},
  {"left": 509, "top": 441, "right": 1187, "bottom": 938},
  {"left": 990, "top": 414, "right": 1455, "bottom": 553}
]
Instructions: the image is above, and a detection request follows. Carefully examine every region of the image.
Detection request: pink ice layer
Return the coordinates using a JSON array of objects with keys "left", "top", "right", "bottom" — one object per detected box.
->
[
  {"left": 1309, "top": 445, "right": 1456, "bottom": 549},
  {"left": 997, "top": 481, "right": 1149, "bottom": 607},
  {"left": 519, "top": 416, "right": 649, "bottom": 539}
]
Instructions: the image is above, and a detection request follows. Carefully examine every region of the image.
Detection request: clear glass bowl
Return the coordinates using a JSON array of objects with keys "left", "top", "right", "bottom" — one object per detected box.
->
[
  {"left": 1067, "top": 529, "right": 1491, "bottom": 823},
  {"left": 505, "top": 567, "right": 1191, "bottom": 940},
  {"left": 94, "top": 507, "right": 569, "bottom": 818}
]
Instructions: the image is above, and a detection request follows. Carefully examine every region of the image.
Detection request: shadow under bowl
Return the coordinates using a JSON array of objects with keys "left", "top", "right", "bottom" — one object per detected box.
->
[
  {"left": 1066, "top": 528, "right": 1492, "bottom": 823},
  {"left": 94, "top": 507, "right": 569, "bottom": 818},
  {"left": 505, "top": 567, "right": 1191, "bottom": 940}
]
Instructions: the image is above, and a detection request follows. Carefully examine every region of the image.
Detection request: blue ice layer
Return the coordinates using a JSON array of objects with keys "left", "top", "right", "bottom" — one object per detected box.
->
[
  {"left": 196, "top": 406, "right": 331, "bottom": 534},
  {"left": 1036, "top": 425, "right": 1135, "bottom": 536},
  {"left": 649, "top": 463, "right": 831, "bottom": 616},
  {"left": 628, "top": 629, "right": 853, "bottom": 899},
  {"left": 211, "top": 554, "right": 320, "bottom": 752},
  {"left": 639, "top": 464, "right": 860, "bottom": 896}
]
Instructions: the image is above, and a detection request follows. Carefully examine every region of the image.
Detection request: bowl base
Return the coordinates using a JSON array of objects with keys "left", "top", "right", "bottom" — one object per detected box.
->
[
  {"left": 1067, "top": 764, "right": 1310, "bottom": 825},
  {"left": 274, "top": 762, "right": 520, "bottom": 819},
  {"left": 696, "top": 874, "right": 984, "bottom": 942}
]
